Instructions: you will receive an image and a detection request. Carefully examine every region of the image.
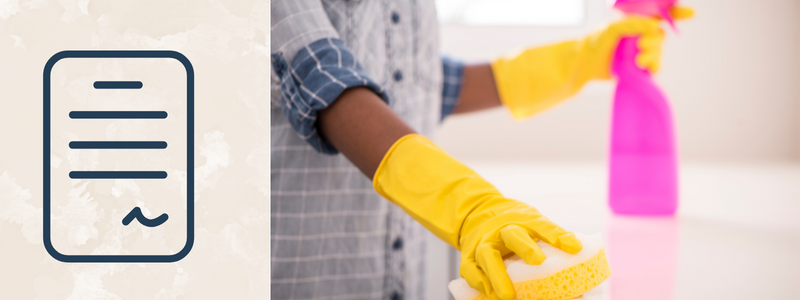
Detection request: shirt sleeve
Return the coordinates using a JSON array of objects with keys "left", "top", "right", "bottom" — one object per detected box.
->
[
  {"left": 272, "top": 1, "right": 390, "bottom": 154},
  {"left": 440, "top": 55, "right": 465, "bottom": 121}
]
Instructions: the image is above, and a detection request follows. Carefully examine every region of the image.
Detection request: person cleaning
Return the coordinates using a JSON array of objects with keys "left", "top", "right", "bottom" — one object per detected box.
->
[{"left": 270, "top": 2, "right": 693, "bottom": 300}]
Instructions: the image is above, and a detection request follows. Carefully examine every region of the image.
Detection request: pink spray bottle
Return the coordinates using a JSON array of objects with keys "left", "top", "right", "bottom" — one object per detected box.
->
[{"left": 609, "top": 0, "right": 680, "bottom": 215}]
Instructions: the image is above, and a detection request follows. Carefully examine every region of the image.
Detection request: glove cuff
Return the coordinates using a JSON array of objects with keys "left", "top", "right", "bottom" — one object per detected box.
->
[{"left": 373, "top": 134, "right": 504, "bottom": 249}]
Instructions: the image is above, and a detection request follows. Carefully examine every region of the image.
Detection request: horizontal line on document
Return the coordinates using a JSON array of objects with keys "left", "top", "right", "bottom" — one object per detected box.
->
[
  {"left": 93, "top": 81, "right": 143, "bottom": 89},
  {"left": 69, "top": 171, "right": 168, "bottom": 179},
  {"left": 69, "top": 111, "right": 168, "bottom": 119},
  {"left": 69, "top": 141, "right": 167, "bottom": 149}
]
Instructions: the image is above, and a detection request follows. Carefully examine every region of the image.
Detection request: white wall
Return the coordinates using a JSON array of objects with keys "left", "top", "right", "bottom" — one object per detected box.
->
[{"left": 437, "top": 0, "right": 800, "bottom": 163}]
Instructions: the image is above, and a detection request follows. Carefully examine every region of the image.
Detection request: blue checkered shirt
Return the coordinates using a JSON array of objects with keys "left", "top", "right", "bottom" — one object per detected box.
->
[{"left": 271, "top": 1, "right": 464, "bottom": 299}]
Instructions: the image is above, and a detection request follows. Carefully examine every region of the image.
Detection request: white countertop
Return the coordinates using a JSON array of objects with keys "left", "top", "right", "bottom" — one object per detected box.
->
[{"left": 451, "top": 161, "right": 800, "bottom": 300}]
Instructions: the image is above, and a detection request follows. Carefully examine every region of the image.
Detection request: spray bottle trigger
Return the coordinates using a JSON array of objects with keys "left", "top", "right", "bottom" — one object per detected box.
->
[{"left": 659, "top": 6, "right": 678, "bottom": 32}]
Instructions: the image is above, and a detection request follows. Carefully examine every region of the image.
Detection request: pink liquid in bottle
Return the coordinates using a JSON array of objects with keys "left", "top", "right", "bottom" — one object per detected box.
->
[{"left": 608, "top": 36, "right": 678, "bottom": 215}]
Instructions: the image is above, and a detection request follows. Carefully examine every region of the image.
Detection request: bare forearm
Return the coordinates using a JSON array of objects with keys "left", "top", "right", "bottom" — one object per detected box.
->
[
  {"left": 317, "top": 62, "right": 501, "bottom": 177},
  {"left": 317, "top": 87, "right": 416, "bottom": 179},
  {"left": 451, "top": 63, "right": 503, "bottom": 115}
]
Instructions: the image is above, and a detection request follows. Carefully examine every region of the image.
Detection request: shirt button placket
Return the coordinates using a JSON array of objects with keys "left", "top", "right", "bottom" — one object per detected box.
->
[
  {"left": 392, "top": 237, "right": 403, "bottom": 250},
  {"left": 391, "top": 291, "right": 402, "bottom": 300},
  {"left": 387, "top": 6, "right": 406, "bottom": 300},
  {"left": 391, "top": 11, "right": 403, "bottom": 84}
]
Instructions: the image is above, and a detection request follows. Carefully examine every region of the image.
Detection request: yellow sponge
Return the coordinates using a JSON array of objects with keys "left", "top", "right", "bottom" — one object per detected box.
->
[{"left": 449, "top": 233, "right": 611, "bottom": 300}]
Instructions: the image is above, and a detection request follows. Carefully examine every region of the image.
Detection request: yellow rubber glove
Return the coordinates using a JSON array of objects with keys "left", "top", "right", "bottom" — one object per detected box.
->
[
  {"left": 373, "top": 134, "right": 582, "bottom": 300},
  {"left": 492, "top": 6, "right": 694, "bottom": 119}
]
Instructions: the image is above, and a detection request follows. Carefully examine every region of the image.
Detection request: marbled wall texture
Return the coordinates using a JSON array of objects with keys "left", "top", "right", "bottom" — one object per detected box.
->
[{"left": 0, "top": 0, "right": 271, "bottom": 298}]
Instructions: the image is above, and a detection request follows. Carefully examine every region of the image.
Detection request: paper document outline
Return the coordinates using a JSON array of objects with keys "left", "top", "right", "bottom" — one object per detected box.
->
[{"left": 43, "top": 50, "right": 194, "bottom": 263}]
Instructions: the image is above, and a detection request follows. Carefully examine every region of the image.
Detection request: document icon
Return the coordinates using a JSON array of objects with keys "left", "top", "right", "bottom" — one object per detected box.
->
[{"left": 44, "top": 51, "right": 194, "bottom": 263}]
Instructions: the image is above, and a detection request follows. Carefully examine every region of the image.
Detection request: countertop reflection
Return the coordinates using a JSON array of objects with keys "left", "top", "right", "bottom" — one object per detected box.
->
[{"left": 462, "top": 161, "right": 800, "bottom": 300}]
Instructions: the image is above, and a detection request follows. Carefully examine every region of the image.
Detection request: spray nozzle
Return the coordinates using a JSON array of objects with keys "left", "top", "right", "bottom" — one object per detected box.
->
[{"left": 613, "top": 0, "right": 678, "bottom": 30}]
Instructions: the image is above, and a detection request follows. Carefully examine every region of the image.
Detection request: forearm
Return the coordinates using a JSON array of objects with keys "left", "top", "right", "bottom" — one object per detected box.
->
[
  {"left": 317, "top": 87, "right": 416, "bottom": 179},
  {"left": 451, "top": 63, "right": 502, "bottom": 115}
]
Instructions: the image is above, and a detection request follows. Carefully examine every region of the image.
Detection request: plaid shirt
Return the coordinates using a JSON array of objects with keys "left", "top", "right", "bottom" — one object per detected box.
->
[{"left": 271, "top": 0, "right": 464, "bottom": 299}]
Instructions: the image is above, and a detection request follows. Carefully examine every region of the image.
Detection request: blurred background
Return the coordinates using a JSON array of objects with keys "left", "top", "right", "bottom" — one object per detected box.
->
[
  {"left": 428, "top": 0, "right": 800, "bottom": 299},
  {"left": 438, "top": 0, "right": 800, "bottom": 162}
]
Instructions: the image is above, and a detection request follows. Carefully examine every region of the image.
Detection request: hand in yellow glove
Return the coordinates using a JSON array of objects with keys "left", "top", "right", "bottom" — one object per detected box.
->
[
  {"left": 373, "top": 134, "right": 582, "bottom": 300},
  {"left": 492, "top": 6, "right": 694, "bottom": 119}
]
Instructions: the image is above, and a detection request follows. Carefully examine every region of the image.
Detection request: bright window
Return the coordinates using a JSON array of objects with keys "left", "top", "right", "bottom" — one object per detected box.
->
[{"left": 436, "top": 0, "right": 586, "bottom": 26}]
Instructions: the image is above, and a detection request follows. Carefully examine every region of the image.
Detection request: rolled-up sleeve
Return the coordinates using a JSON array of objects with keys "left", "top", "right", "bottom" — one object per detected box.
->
[
  {"left": 272, "top": 38, "right": 390, "bottom": 154},
  {"left": 271, "top": 1, "right": 390, "bottom": 154},
  {"left": 440, "top": 55, "right": 465, "bottom": 121}
]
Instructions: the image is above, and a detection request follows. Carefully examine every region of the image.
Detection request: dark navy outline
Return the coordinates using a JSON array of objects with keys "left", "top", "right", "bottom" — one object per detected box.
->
[
  {"left": 69, "top": 171, "right": 169, "bottom": 179},
  {"left": 122, "top": 207, "right": 169, "bottom": 227},
  {"left": 93, "top": 81, "right": 143, "bottom": 89},
  {"left": 44, "top": 50, "right": 194, "bottom": 263},
  {"left": 69, "top": 111, "right": 168, "bottom": 119},
  {"left": 69, "top": 141, "right": 168, "bottom": 149}
]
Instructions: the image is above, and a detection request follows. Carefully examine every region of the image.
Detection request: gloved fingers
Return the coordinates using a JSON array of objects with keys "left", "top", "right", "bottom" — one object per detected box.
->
[
  {"left": 525, "top": 216, "right": 583, "bottom": 254},
  {"left": 636, "top": 29, "right": 664, "bottom": 50},
  {"left": 610, "top": 16, "right": 662, "bottom": 38},
  {"left": 460, "top": 260, "right": 499, "bottom": 300},
  {"left": 636, "top": 48, "right": 661, "bottom": 73},
  {"left": 555, "top": 232, "right": 583, "bottom": 254},
  {"left": 669, "top": 6, "right": 695, "bottom": 21},
  {"left": 640, "top": 60, "right": 660, "bottom": 74},
  {"left": 636, "top": 31, "right": 663, "bottom": 72},
  {"left": 476, "top": 243, "right": 516, "bottom": 300},
  {"left": 500, "top": 225, "right": 546, "bottom": 265}
]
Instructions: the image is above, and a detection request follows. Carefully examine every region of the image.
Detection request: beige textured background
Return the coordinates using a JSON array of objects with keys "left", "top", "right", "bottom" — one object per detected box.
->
[{"left": 0, "top": 0, "right": 271, "bottom": 299}]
